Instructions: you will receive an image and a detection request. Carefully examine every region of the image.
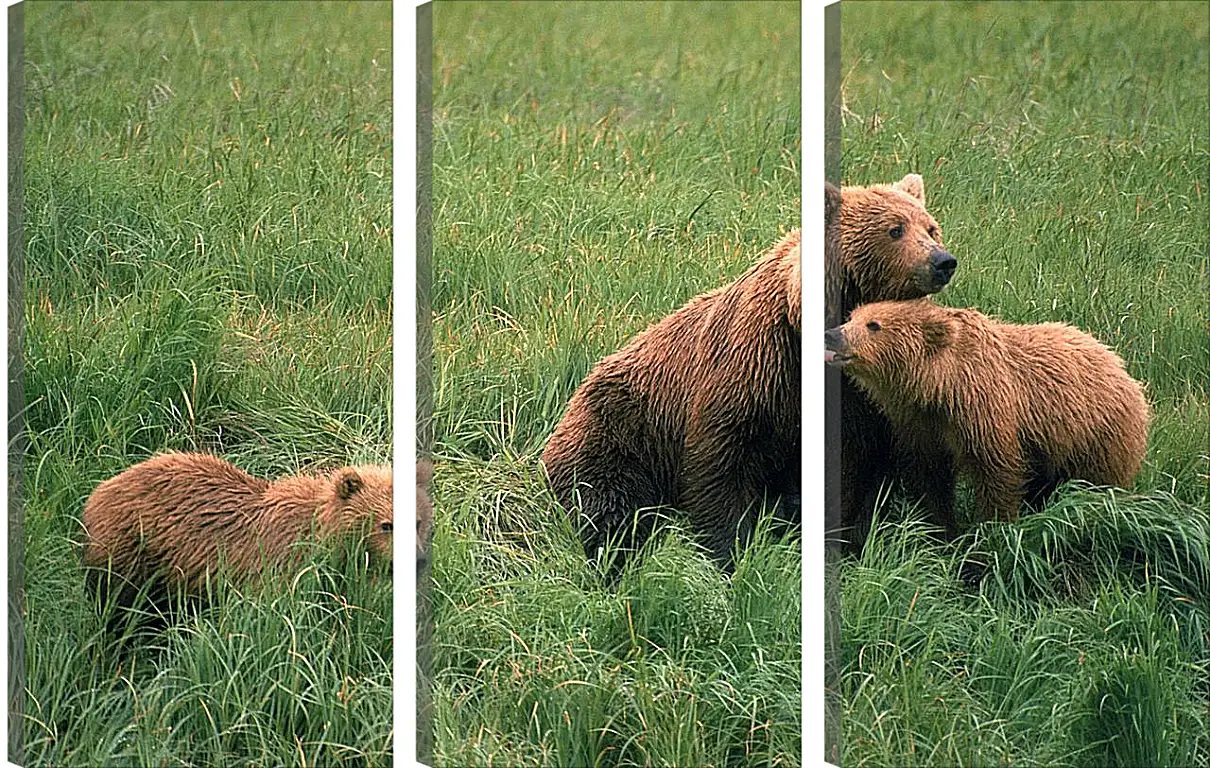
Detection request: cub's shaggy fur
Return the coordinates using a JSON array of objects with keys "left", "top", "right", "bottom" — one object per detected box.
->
[
  {"left": 82, "top": 452, "right": 393, "bottom": 608},
  {"left": 543, "top": 230, "right": 801, "bottom": 572},
  {"left": 826, "top": 299, "right": 1150, "bottom": 528}
]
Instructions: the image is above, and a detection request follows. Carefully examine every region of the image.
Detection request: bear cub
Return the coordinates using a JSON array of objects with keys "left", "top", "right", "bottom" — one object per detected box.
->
[
  {"left": 416, "top": 460, "right": 434, "bottom": 571},
  {"left": 825, "top": 299, "right": 1150, "bottom": 529},
  {"left": 82, "top": 452, "right": 394, "bottom": 614}
]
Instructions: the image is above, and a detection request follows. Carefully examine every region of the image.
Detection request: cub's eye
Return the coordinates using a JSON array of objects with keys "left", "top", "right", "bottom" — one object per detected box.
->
[
  {"left": 866, "top": 320, "right": 882, "bottom": 332},
  {"left": 928, "top": 225, "right": 938, "bottom": 239},
  {"left": 888, "top": 224, "right": 905, "bottom": 240},
  {"left": 381, "top": 522, "right": 393, "bottom": 533}
]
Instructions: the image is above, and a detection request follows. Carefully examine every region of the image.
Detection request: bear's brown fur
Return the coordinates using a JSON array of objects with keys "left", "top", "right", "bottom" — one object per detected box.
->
[
  {"left": 542, "top": 230, "right": 801, "bottom": 573},
  {"left": 416, "top": 460, "right": 433, "bottom": 568},
  {"left": 825, "top": 299, "right": 1150, "bottom": 527},
  {"left": 82, "top": 452, "right": 393, "bottom": 608},
  {"left": 825, "top": 175, "right": 957, "bottom": 548}
]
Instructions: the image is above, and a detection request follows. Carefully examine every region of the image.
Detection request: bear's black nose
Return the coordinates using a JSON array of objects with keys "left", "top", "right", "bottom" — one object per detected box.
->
[
  {"left": 930, "top": 248, "right": 957, "bottom": 283},
  {"left": 824, "top": 327, "right": 844, "bottom": 351}
]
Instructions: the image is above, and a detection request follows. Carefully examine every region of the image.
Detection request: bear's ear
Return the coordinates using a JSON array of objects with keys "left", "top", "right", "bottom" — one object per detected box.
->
[
  {"left": 336, "top": 468, "right": 364, "bottom": 500},
  {"left": 893, "top": 173, "right": 925, "bottom": 204},
  {"left": 922, "top": 319, "right": 953, "bottom": 350}
]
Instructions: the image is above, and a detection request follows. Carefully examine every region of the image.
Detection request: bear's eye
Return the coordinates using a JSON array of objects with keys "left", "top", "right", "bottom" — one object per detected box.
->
[
  {"left": 866, "top": 320, "right": 882, "bottom": 332},
  {"left": 888, "top": 224, "right": 905, "bottom": 240},
  {"left": 928, "top": 225, "right": 938, "bottom": 239},
  {"left": 381, "top": 522, "right": 393, "bottom": 533}
]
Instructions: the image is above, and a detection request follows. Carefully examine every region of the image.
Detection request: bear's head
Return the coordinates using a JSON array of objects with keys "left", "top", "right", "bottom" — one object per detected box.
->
[
  {"left": 824, "top": 299, "right": 955, "bottom": 385},
  {"left": 841, "top": 174, "right": 957, "bottom": 303},
  {"left": 329, "top": 464, "right": 394, "bottom": 564}
]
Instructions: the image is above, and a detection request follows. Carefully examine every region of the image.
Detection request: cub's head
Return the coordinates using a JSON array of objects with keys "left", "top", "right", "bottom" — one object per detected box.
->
[
  {"left": 840, "top": 173, "right": 957, "bottom": 300},
  {"left": 824, "top": 299, "right": 955, "bottom": 384},
  {"left": 331, "top": 464, "right": 394, "bottom": 564}
]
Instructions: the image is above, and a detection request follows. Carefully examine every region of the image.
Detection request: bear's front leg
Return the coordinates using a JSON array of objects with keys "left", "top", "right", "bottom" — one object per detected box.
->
[
  {"left": 897, "top": 443, "right": 958, "bottom": 537},
  {"left": 562, "top": 460, "right": 663, "bottom": 578},
  {"left": 834, "top": 375, "right": 903, "bottom": 550},
  {"left": 967, "top": 439, "right": 1026, "bottom": 523}
]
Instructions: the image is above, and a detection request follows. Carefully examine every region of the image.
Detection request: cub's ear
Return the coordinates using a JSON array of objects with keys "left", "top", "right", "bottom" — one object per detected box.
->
[
  {"left": 893, "top": 173, "right": 925, "bottom": 204},
  {"left": 824, "top": 181, "right": 842, "bottom": 228},
  {"left": 922, "top": 318, "right": 953, "bottom": 350},
  {"left": 336, "top": 468, "right": 364, "bottom": 500}
]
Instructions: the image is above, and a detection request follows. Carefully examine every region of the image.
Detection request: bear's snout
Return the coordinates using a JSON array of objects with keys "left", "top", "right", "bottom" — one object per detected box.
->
[
  {"left": 928, "top": 248, "right": 957, "bottom": 286},
  {"left": 824, "top": 327, "right": 848, "bottom": 365}
]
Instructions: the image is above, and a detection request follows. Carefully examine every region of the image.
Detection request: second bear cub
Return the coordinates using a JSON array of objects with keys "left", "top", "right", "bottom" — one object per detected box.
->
[
  {"left": 82, "top": 453, "right": 393, "bottom": 613},
  {"left": 825, "top": 299, "right": 1149, "bottom": 530}
]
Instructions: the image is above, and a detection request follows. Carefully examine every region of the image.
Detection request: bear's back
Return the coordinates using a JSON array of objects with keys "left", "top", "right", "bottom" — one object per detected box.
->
[{"left": 83, "top": 453, "right": 266, "bottom": 534}]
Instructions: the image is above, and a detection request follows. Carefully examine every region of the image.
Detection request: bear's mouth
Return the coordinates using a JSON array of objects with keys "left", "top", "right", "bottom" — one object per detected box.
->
[{"left": 824, "top": 349, "right": 851, "bottom": 366}]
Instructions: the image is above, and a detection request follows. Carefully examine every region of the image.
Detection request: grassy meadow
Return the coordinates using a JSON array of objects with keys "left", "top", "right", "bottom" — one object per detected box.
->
[
  {"left": 839, "top": 2, "right": 1210, "bottom": 765},
  {"left": 429, "top": 2, "right": 801, "bottom": 766},
  {"left": 20, "top": 3, "right": 392, "bottom": 765}
]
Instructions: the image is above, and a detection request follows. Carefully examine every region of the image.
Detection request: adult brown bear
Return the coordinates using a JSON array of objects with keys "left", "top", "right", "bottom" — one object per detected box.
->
[
  {"left": 542, "top": 231, "right": 801, "bottom": 574},
  {"left": 825, "top": 175, "right": 957, "bottom": 547}
]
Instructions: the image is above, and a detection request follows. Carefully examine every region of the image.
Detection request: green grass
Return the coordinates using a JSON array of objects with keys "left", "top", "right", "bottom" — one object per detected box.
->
[
  {"left": 428, "top": 460, "right": 801, "bottom": 767},
  {"left": 430, "top": 2, "right": 800, "bottom": 765},
  {"left": 21, "top": 2, "right": 392, "bottom": 765},
  {"left": 840, "top": 2, "right": 1210, "bottom": 765},
  {"left": 841, "top": 491, "right": 1210, "bottom": 767}
]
